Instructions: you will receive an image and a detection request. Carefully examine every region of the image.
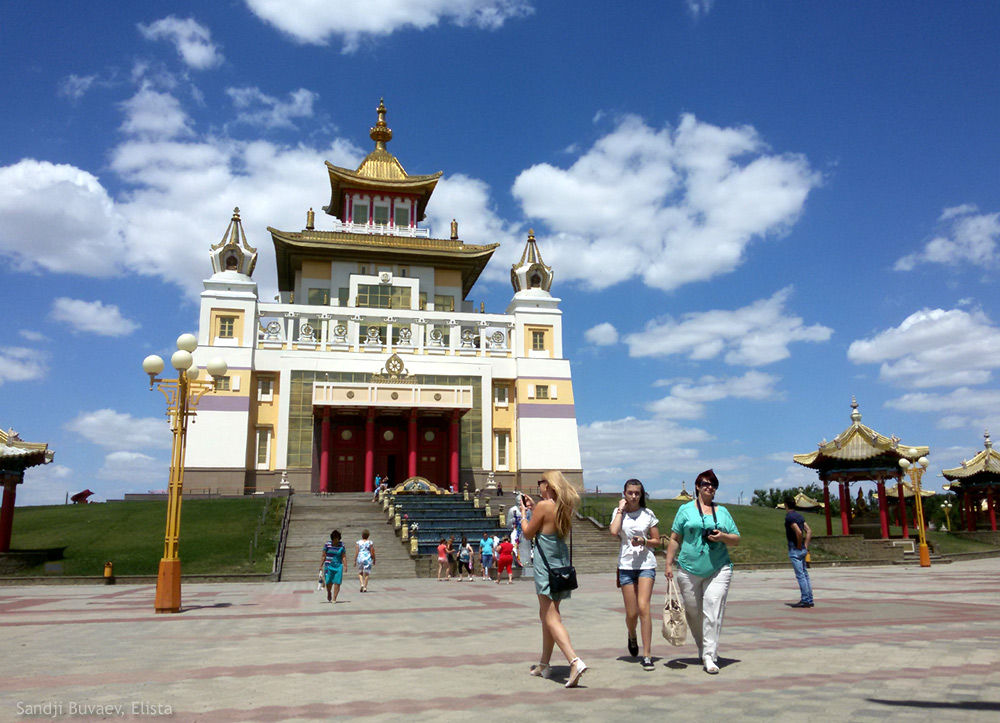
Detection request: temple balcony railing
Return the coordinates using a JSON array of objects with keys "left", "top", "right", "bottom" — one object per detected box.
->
[
  {"left": 330, "top": 221, "right": 431, "bottom": 238},
  {"left": 256, "top": 303, "right": 514, "bottom": 357}
]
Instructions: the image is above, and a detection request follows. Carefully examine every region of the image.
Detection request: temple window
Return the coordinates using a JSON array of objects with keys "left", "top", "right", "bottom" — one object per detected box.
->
[
  {"left": 307, "top": 288, "right": 330, "bottom": 305},
  {"left": 434, "top": 294, "right": 455, "bottom": 312},
  {"left": 495, "top": 431, "right": 510, "bottom": 470},
  {"left": 352, "top": 201, "right": 369, "bottom": 224},
  {"left": 218, "top": 316, "right": 236, "bottom": 339},
  {"left": 532, "top": 330, "right": 546, "bottom": 351},
  {"left": 257, "top": 378, "right": 273, "bottom": 402},
  {"left": 256, "top": 428, "right": 271, "bottom": 469},
  {"left": 338, "top": 288, "right": 350, "bottom": 306},
  {"left": 535, "top": 385, "right": 549, "bottom": 400},
  {"left": 494, "top": 385, "right": 508, "bottom": 406},
  {"left": 356, "top": 284, "right": 411, "bottom": 309},
  {"left": 215, "top": 375, "right": 231, "bottom": 391},
  {"left": 394, "top": 206, "right": 410, "bottom": 227},
  {"left": 373, "top": 204, "right": 389, "bottom": 224}
]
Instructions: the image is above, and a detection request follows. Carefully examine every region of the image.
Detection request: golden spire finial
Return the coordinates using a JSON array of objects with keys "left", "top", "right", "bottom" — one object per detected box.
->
[
  {"left": 233, "top": 207, "right": 241, "bottom": 220},
  {"left": 850, "top": 396, "right": 861, "bottom": 423},
  {"left": 370, "top": 98, "right": 392, "bottom": 150},
  {"left": 528, "top": 228, "right": 535, "bottom": 240},
  {"left": 985, "top": 429, "right": 992, "bottom": 450}
]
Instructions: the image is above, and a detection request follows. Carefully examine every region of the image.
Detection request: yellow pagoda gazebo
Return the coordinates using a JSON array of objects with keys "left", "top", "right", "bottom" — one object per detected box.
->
[
  {"left": 0, "top": 427, "right": 54, "bottom": 552},
  {"left": 942, "top": 431, "right": 1000, "bottom": 532},
  {"left": 793, "top": 399, "right": 928, "bottom": 538}
]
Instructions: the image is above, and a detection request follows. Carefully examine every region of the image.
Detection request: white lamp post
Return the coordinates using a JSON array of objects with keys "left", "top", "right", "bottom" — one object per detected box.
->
[
  {"left": 898, "top": 449, "right": 931, "bottom": 568},
  {"left": 143, "top": 334, "right": 227, "bottom": 613}
]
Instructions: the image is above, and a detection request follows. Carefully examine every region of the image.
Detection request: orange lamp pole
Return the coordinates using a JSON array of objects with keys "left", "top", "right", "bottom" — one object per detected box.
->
[
  {"left": 899, "top": 451, "right": 931, "bottom": 568},
  {"left": 143, "top": 335, "right": 227, "bottom": 613}
]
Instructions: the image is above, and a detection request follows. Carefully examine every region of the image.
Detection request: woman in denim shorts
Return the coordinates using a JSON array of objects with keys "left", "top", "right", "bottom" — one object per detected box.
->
[{"left": 609, "top": 479, "right": 660, "bottom": 671}]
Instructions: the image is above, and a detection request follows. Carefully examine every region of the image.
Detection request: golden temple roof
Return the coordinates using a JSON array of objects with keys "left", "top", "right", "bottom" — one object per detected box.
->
[
  {"left": 0, "top": 427, "right": 54, "bottom": 473},
  {"left": 942, "top": 431, "right": 1000, "bottom": 482},
  {"left": 323, "top": 100, "right": 442, "bottom": 222},
  {"left": 793, "top": 398, "right": 928, "bottom": 470}
]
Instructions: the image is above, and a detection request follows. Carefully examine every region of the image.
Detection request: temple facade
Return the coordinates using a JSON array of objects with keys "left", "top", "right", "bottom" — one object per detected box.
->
[{"left": 183, "top": 101, "right": 584, "bottom": 495}]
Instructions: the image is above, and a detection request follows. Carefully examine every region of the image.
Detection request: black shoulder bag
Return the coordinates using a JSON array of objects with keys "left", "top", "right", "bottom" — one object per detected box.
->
[{"left": 535, "top": 527, "right": 578, "bottom": 594}]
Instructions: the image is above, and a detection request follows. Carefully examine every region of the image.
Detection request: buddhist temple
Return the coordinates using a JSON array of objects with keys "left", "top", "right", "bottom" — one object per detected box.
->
[
  {"left": 182, "top": 101, "right": 584, "bottom": 494},
  {"left": 793, "top": 398, "right": 928, "bottom": 538},
  {"left": 942, "top": 431, "right": 1000, "bottom": 532},
  {"left": 0, "top": 427, "right": 54, "bottom": 552}
]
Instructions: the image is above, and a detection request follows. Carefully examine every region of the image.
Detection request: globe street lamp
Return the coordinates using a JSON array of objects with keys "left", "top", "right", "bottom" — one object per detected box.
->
[
  {"left": 941, "top": 498, "right": 953, "bottom": 532},
  {"left": 898, "top": 450, "right": 931, "bottom": 568},
  {"left": 143, "top": 333, "right": 227, "bottom": 613}
]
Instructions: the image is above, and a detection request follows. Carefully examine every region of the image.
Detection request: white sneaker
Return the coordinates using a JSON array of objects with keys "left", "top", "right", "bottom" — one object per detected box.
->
[{"left": 703, "top": 655, "right": 719, "bottom": 674}]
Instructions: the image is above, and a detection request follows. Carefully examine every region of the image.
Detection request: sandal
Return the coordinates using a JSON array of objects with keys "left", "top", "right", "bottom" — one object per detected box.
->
[
  {"left": 565, "top": 657, "right": 587, "bottom": 688},
  {"left": 528, "top": 663, "right": 552, "bottom": 679}
]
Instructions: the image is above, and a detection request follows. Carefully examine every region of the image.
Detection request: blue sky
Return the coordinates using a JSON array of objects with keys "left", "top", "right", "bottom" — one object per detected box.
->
[{"left": 3, "top": 1, "right": 999, "bottom": 506}]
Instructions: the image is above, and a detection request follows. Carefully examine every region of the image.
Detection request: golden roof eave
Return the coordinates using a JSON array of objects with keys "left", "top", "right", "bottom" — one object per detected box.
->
[{"left": 793, "top": 422, "right": 928, "bottom": 470}]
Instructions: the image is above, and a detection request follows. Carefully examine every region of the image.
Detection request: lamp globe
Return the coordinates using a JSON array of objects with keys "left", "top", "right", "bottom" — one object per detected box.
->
[
  {"left": 171, "top": 349, "right": 194, "bottom": 371},
  {"left": 142, "top": 354, "right": 165, "bottom": 376},
  {"left": 186, "top": 366, "right": 200, "bottom": 381},
  {"left": 898, "top": 458, "right": 911, "bottom": 470},
  {"left": 206, "top": 358, "right": 228, "bottom": 378},
  {"left": 176, "top": 333, "right": 197, "bottom": 352}
]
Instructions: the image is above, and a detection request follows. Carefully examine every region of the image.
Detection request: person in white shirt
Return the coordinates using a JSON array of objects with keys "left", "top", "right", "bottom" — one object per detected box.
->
[{"left": 609, "top": 479, "right": 660, "bottom": 671}]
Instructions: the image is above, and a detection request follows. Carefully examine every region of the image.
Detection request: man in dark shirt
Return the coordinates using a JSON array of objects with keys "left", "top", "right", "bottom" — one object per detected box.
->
[{"left": 784, "top": 495, "right": 814, "bottom": 608}]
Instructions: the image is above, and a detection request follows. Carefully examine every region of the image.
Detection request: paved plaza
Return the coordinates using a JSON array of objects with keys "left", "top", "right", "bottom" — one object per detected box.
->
[{"left": 2, "top": 559, "right": 999, "bottom": 722}]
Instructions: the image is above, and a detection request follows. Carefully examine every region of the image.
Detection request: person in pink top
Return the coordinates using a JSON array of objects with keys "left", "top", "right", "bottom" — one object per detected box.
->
[{"left": 436, "top": 538, "right": 450, "bottom": 581}]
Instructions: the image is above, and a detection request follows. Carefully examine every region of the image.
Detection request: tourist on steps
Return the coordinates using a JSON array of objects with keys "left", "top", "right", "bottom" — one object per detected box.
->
[
  {"left": 609, "top": 478, "right": 660, "bottom": 671},
  {"left": 355, "top": 529, "right": 375, "bottom": 593},
  {"left": 521, "top": 470, "right": 587, "bottom": 688}
]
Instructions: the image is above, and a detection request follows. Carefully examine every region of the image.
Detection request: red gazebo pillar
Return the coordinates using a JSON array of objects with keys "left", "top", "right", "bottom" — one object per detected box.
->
[
  {"left": 363, "top": 409, "right": 375, "bottom": 493},
  {"left": 319, "top": 409, "right": 331, "bottom": 493},
  {"left": 0, "top": 478, "right": 18, "bottom": 553},
  {"left": 838, "top": 481, "right": 850, "bottom": 535},
  {"left": 876, "top": 479, "right": 889, "bottom": 539},
  {"left": 896, "top": 480, "right": 909, "bottom": 538},
  {"left": 823, "top": 480, "right": 832, "bottom": 535},
  {"left": 988, "top": 489, "right": 997, "bottom": 532},
  {"left": 448, "top": 412, "right": 460, "bottom": 492},
  {"left": 407, "top": 409, "right": 418, "bottom": 479}
]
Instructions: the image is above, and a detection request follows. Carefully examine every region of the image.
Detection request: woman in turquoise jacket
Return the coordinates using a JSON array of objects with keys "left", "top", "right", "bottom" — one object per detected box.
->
[{"left": 665, "top": 469, "right": 740, "bottom": 674}]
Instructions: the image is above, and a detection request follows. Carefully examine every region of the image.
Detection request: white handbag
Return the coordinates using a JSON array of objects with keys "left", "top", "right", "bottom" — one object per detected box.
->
[{"left": 661, "top": 576, "right": 687, "bottom": 646}]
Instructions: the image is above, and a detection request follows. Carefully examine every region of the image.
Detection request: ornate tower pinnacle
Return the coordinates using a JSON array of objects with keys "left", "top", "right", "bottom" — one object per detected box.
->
[
  {"left": 369, "top": 98, "right": 393, "bottom": 151},
  {"left": 850, "top": 396, "right": 862, "bottom": 423},
  {"left": 511, "top": 229, "right": 553, "bottom": 293},
  {"left": 209, "top": 207, "right": 258, "bottom": 277}
]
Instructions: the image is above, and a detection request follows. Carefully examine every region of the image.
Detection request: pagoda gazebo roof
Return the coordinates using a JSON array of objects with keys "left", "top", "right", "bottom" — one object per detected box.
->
[
  {"left": 942, "top": 431, "right": 1000, "bottom": 488},
  {"left": 792, "top": 399, "right": 928, "bottom": 479},
  {"left": 0, "top": 427, "right": 54, "bottom": 476}
]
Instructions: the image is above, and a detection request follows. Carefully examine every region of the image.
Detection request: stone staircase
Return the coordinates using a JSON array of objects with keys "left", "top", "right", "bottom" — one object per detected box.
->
[{"left": 280, "top": 493, "right": 420, "bottom": 580}]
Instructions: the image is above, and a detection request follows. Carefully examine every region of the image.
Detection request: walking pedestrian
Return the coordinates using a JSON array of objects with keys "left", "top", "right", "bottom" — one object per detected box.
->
[
  {"left": 479, "top": 532, "right": 494, "bottom": 580},
  {"left": 609, "top": 478, "right": 660, "bottom": 670},
  {"left": 436, "top": 537, "right": 450, "bottom": 581},
  {"left": 320, "top": 530, "right": 346, "bottom": 603},
  {"left": 355, "top": 529, "right": 375, "bottom": 593},
  {"left": 458, "top": 536, "right": 475, "bottom": 581},
  {"left": 664, "top": 469, "right": 740, "bottom": 674},
  {"left": 521, "top": 470, "right": 587, "bottom": 687},
  {"left": 784, "top": 494, "right": 814, "bottom": 608},
  {"left": 496, "top": 534, "right": 514, "bottom": 584}
]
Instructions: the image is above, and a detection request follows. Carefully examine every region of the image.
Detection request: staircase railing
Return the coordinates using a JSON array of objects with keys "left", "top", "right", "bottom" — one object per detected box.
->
[{"left": 273, "top": 494, "right": 294, "bottom": 581}]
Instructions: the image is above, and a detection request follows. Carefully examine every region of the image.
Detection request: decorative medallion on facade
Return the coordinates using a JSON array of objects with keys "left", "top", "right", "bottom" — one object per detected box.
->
[{"left": 371, "top": 353, "right": 410, "bottom": 384}]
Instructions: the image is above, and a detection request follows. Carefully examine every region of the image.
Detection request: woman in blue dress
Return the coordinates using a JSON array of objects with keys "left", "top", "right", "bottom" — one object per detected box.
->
[
  {"left": 520, "top": 470, "right": 588, "bottom": 688},
  {"left": 320, "top": 530, "right": 346, "bottom": 603}
]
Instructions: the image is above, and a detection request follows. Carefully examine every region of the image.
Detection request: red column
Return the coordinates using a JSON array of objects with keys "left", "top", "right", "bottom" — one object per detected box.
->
[
  {"left": 876, "top": 480, "right": 889, "bottom": 539},
  {"left": 449, "top": 412, "right": 460, "bottom": 492},
  {"left": 364, "top": 409, "right": 375, "bottom": 493},
  {"left": 839, "top": 481, "right": 850, "bottom": 535},
  {"left": 319, "top": 410, "right": 331, "bottom": 493},
  {"left": 988, "top": 489, "right": 997, "bottom": 532},
  {"left": 895, "top": 480, "right": 909, "bottom": 538},
  {"left": 407, "top": 410, "right": 418, "bottom": 479},
  {"left": 0, "top": 480, "right": 18, "bottom": 553},
  {"left": 823, "top": 480, "right": 832, "bottom": 535}
]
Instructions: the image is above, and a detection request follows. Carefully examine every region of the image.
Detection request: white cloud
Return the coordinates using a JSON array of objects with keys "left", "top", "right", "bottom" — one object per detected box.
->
[
  {"left": 98, "top": 451, "right": 166, "bottom": 484},
  {"left": 120, "top": 85, "right": 193, "bottom": 139},
  {"left": 769, "top": 463, "right": 819, "bottom": 491},
  {"left": 685, "top": 0, "right": 715, "bottom": 18},
  {"left": 647, "top": 370, "right": 780, "bottom": 419},
  {"left": 244, "top": 0, "right": 533, "bottom": 51},
  {"left": 886, "top": 387, "right": 1000, "bottom": 432},
  {"left": 226, "top": 87, "right": 318, "bottom": 130},
  {"left": 584, "top": 322, "right": 619, "bottom": 346},
  {"left": 138, "top": 16, "right": 224, "bottom": 70},
  {"left": 847, "top": 307, "right": 1000, "bottom": 388},
  {"left": 0, "top": 347, "right": 48, "bottom": 385},
  {"left": 578, "top": 416, "right": 712, "bottom": 485},
  {"left": 0, "top": 159, "right": 126, "bottom": 276},
  {"left": 58, "top": 74, "right": 97, "bottom": 100},
  {"left": 18, "top": 330, "right": 48, "bottom": 343},
  {"left": 623, "top": 287, "right": 831, "bottom": 365},
  {"left": 19, "top": 464, "right": 74, "bottom": 506},
  {"left": 895, "top": 205, "right": 1000, "bottom": 271},
  {"left": 512, "top": 114, "right": 820, "bottom": 292},
  {"left": 66, "top": 409, "right": 171, "bottom": 452},
  {"left": 50, "top": 298, "right": 140, "bottom": 337}
]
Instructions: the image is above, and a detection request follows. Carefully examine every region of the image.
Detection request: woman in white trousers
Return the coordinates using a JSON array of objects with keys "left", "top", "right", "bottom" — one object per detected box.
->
[{"left": 664, "top": 469, "right": 740, "bottom": 674}]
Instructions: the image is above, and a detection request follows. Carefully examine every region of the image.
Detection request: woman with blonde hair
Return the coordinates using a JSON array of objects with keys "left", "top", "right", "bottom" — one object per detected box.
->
[{"left": 520, "top": 470, "right": 588, "bottom": 688}]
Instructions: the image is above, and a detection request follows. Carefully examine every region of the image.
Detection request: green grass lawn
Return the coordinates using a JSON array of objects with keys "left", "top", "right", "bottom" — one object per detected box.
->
[
  {"left": 9, "top": 497, "right": 286, "bottom": 577},
  {"left": 581, "top": 496, "right": 998, "bottom": 563}
]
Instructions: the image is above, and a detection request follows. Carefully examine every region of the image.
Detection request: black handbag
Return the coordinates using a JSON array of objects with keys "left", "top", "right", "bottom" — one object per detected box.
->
[{"left": 536, "top": 528, "right": 578, "bottom": 594}]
